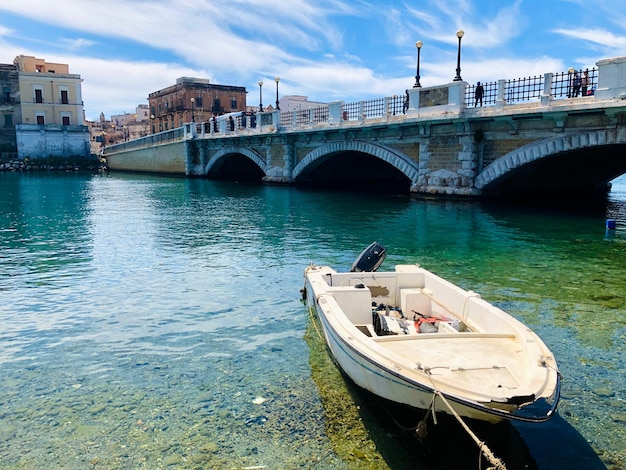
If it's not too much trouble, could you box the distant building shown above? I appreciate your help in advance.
[87,105,151,154]
[148,77,246,133]
[1,55,90,158]
[277,95,327,112]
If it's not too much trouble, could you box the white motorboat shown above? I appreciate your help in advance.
[303,245,560,424]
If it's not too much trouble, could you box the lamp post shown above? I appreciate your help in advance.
[274,77,280,110]
[258,81,263,112]
[190,97,195,122]
[414,40,423,88]
[150,114,155,134]
[453,29,464,82]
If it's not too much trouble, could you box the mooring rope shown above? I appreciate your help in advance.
[423,369,507,470]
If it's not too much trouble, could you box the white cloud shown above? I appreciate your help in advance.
[59,38,97,50]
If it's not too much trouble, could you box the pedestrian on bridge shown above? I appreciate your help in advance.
[581,70,590,96]
[572,71,582,97]
[474,82,484,107]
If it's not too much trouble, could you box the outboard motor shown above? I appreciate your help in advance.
[350,242,387,272]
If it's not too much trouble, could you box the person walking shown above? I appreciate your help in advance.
[581,70,590,96]
[572,71,582,97]
[474,82,484,107]
[402,89,409,114]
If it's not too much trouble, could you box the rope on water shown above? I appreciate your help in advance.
[429,387,506,470]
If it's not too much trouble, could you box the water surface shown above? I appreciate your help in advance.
[1,172,624,469]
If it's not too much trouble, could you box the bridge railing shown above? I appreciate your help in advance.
[463,67,598,107]
[464,80,498,107]
[551,67,598,98]
[102,127,184,155]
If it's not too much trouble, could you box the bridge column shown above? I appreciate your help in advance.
[184,140,196,176]
[199,146,208,173]
[416,125,431,185]
[261,138,295,184]
[457,123,480,193]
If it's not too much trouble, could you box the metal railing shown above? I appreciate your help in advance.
[464,67,599,107]
[505,75,545,104]
[102,127,184,155]
[389,94,405,116]
[464,80,498,107]
[362,98,385,118]
[552,67,598,98]
[341,101,360,121]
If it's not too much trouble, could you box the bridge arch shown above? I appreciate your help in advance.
[475,128,626,192]
[206,146,267,175]
[292,140,420,183]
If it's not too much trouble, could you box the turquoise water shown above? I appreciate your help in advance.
[1,172,625,469]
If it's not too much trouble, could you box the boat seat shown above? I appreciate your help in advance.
[401,288,432,317]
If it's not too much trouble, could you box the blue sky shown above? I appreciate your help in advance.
[1,0,624,121]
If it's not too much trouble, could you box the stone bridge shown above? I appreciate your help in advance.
[105,56,626,198]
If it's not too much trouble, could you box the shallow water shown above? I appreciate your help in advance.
[1,172,625,469]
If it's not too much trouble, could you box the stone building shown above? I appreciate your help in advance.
[0,63,20,154]
[148,77,246,133]
[2,55,91,159]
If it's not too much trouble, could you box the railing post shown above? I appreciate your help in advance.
[407,88,420,115]
[327,101,343,124]
[541,73,552,106]
[272,110,281,131]
[384,97,391,120]
[359,101,366,122]
[309,108,314,124]
[595,57,626,100]
[496,79,506,110]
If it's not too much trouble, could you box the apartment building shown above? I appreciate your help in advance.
[7,55,90,158]
[148,77,246,133]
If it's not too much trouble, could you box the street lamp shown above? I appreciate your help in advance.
[453,29,464,81]
[258,81,263,112]
[274,77,280,110]
[190,97,195,122]
[150,114,155,134]
[414,40,423,88]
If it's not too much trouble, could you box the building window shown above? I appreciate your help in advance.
[35,89,43,103]
[60,90,69,104]
[212,99,221,114]
[231,99,237,109]
[195,96,203,107]
[62,116,70,125]
[4,114,12,127]
[36,115,45,125]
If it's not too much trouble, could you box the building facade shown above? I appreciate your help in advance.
[0,63,20,153]
[148,77,246,133]
[10,55,90,159]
